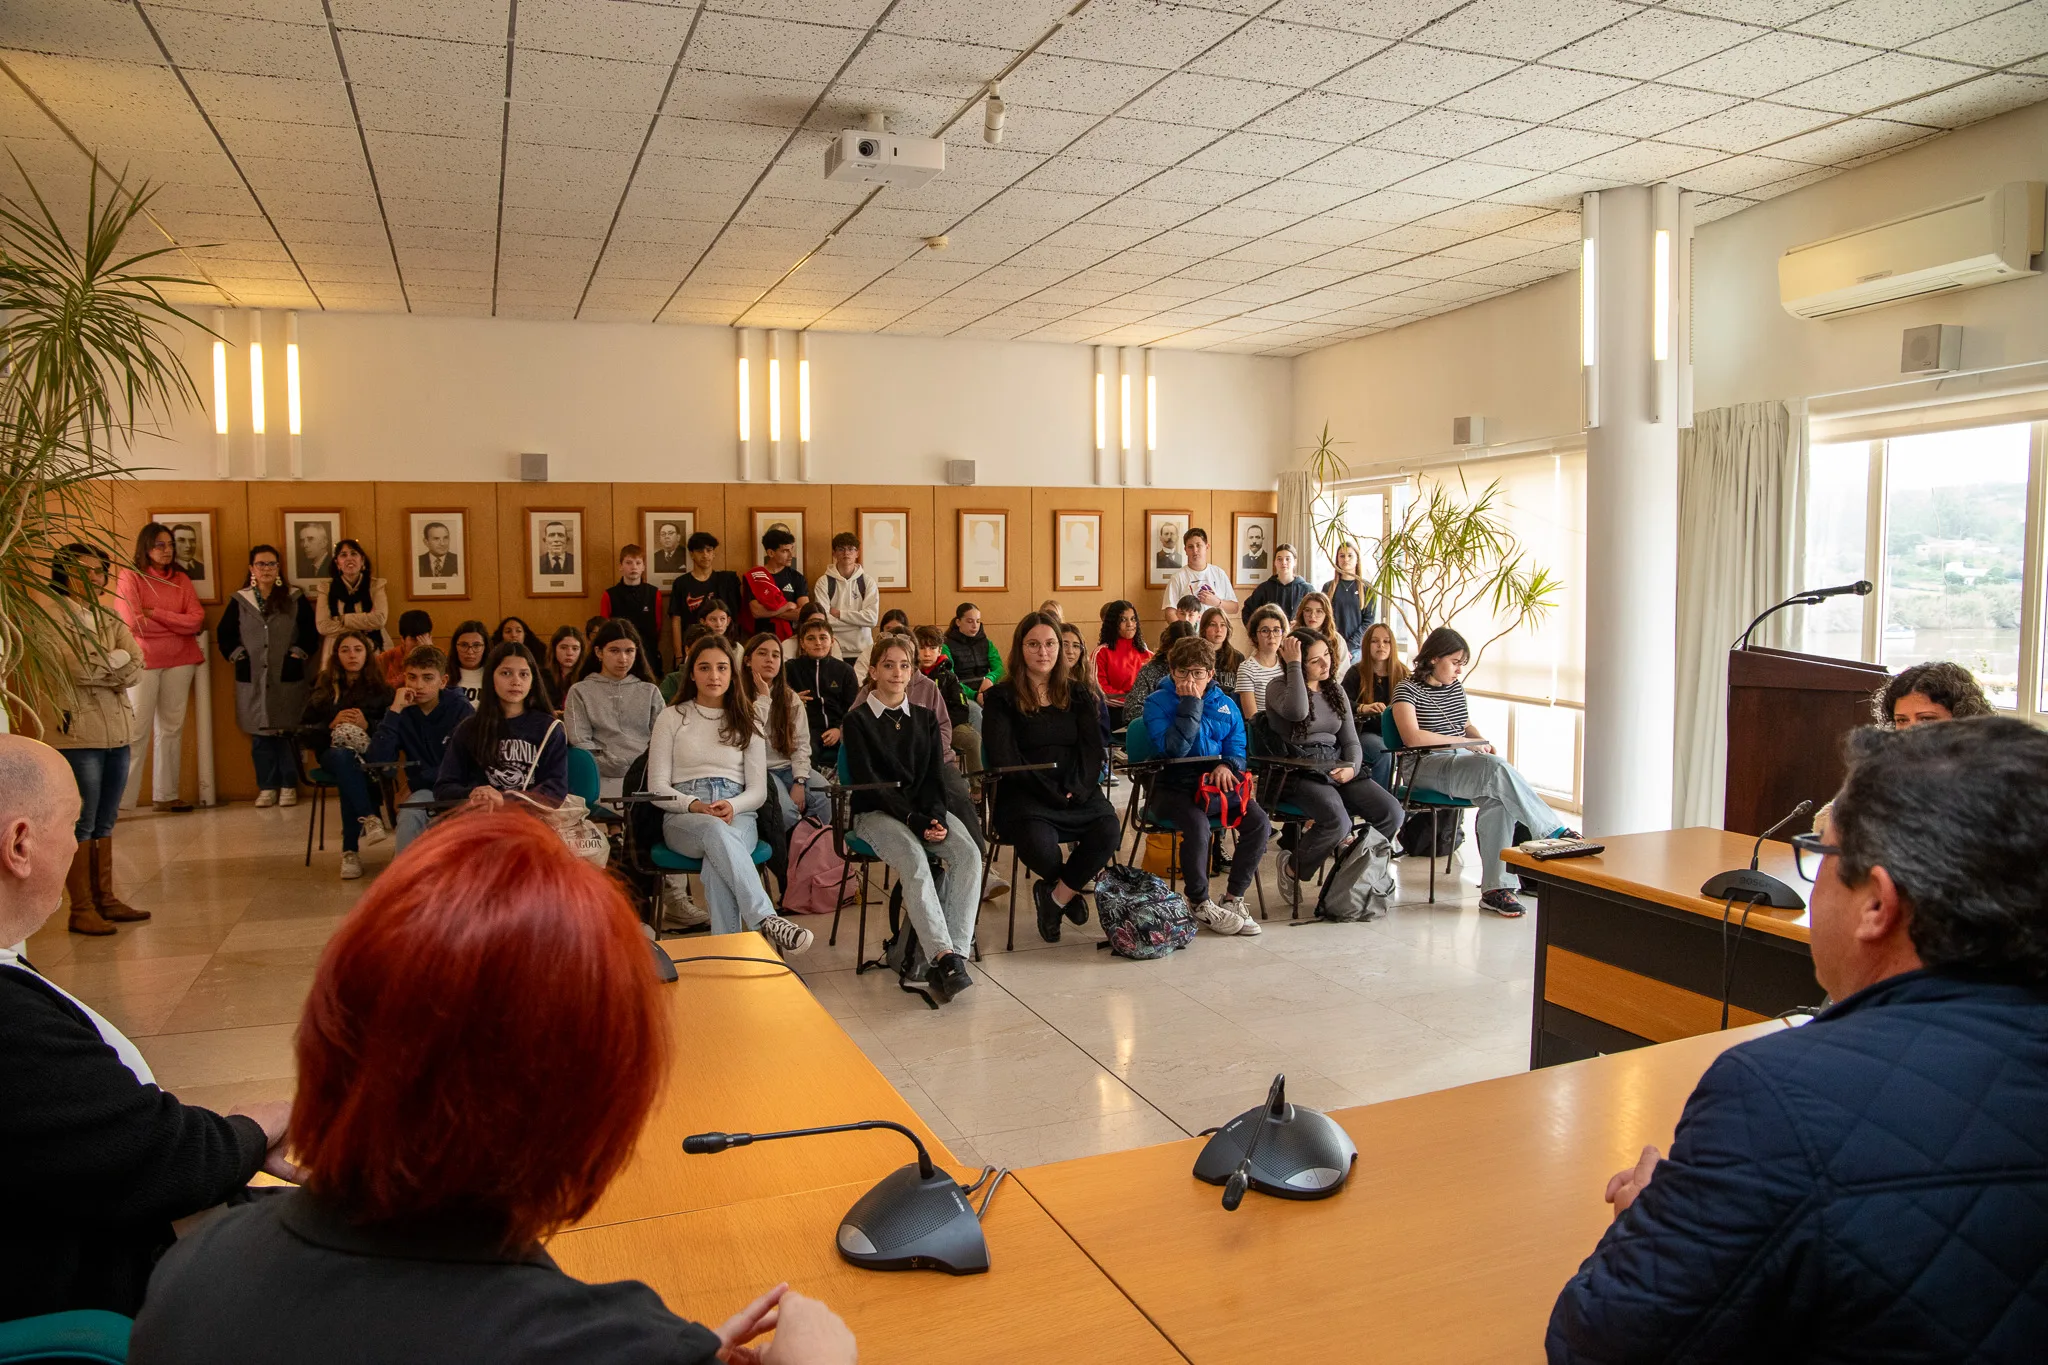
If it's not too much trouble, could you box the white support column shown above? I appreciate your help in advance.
[248,311,269,478]
[1582,184,1678,837]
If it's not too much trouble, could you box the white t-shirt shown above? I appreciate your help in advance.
[1163,564,1236,611]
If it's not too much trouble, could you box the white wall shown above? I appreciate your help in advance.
[135,311,1291,490]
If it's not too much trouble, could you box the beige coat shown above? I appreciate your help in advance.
[315,575,389,659]
[40,606,143,750]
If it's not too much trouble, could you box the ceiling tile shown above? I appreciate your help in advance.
[1244,89,1422,140]
[1295,144,1444,190]
[1083,195,1206,228]
[1062,116,1222,165]
[1320,42,1518,103]
[645,116,790,164]
[1663,31,1875,98]
[1552,80,1744,135]
[513,0,698,62]
[1233,178,1374,214]
[1765,116,1939,164]
[1263,0,1473,40]
[1485,169,1627,208]
[1411,0,1640,61]
[661,69,829,125]
[1021,155,1158,196]
[1189,19,1390,85]
[881,0,1073,48]
[343,31,506,101]
[1125,164,1270,203]
[515,51,673,111]
[1566,138,1725,179]
[508,102,650,152]
[996,54,1166,115]
[1876,71,2048,126]
[1908,0,2048,67]
[149,9,338,80]
[1657,0,1835,23]
[0,1,168,63]
[1363,107,1534,157]
[1445,64,1639,121]
[1419,199,1549,232]
[1467,123,1632,170]
[1773,52,1983,114]
[1041,0,1250,71]
[1322,185,1461,220]
[1183,130,1346,176]
[1119,71,1299,128]
[1664,98,1836,151]
[1676,151,1816,193]
[1790,0,2019,49]
[182,68,358,126]
[1392,158,1536,196]
[1546,9,1762,80]
[1181,203,1311,236]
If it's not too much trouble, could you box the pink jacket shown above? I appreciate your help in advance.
[116,566,206,670]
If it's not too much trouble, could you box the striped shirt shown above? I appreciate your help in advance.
[1236,657,1284,709]
[1394,677,1469,737]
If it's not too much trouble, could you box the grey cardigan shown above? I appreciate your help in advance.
[1264,660,1362,769]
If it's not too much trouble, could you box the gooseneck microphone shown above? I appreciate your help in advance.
[1701,800,1814,911]
[684,1121,936,1177]
[1734,581,1871,651]
[1750,800,1814,871]
[1222,1075,1289,1211]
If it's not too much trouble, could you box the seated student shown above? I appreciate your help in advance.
[739,632,828,892]
[659,605,734,702]
[490,615,534,652]
[131,812,856,1365]
[564,620,663,801]
[842,635,984,1001]
[1392,626,1574,918]
[785,615,859,781]
[855,632,987,880]
[647,636,812,955]
[1549,717,2048,1364]
[1198,606,1244,696]
[984,615,1121,944]
[1061,621,1116,751]
[879,607,911,636]
[1243,541,1309,622]
[1263,630,1402,884]
[914,624,981,774]
[537,625,585,715]
[1235,605,1289,715]
[1164,593,1203,628]
[301,630,396,881]
[375,609,434,688]
[941,603,1003,722]
[0,735,295,1323]
[1293,590,1350,680]
[448,619,489,706]
[366,646,473,853]
[1340,621,1407,790]
[666,530,745,666]
[741,527,808,640]
[1141,636,1270,937]
[1037,598,1064,625]
[599,543,665,673]
[1093,600,1151,708]
[435,642,568,810]
[1123,620,1193,728]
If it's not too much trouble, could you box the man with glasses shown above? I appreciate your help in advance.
[1549,716,2048,1363]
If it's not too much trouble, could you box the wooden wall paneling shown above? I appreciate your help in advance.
[494,482,615,641]
[932,485,1034,644]
[1123,489,1213,641]
[721,484,835,605]
[375,482,502,648]
[830,485,936,630]
[607,482,729,576]
[1029,486,1124,642]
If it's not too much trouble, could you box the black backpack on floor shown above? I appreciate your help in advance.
[1397,808,1465,859]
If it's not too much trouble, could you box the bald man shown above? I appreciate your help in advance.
[0,735,298,1323]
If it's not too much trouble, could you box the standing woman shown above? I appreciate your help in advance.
[1294,590,1350,680]
[1263,630,1402,885]
[565,619,663,801]
[40,543,148,934]
[1322,542,1373,662]
[1198,606,1244,697]
[841,634,983,1001]
[301,630,396,880]
[218,545,318,809]
[1236,605,1290,715]
[315,539,389,662]
[115,522,205,812]
[538,625,585,714]
[448,620,489,706]
[940,602,1004,718]
[1342,621,1407,788]
[985,615,1120,943]
[1092,601,1150,709]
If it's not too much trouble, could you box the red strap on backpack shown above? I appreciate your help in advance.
[1198,769,1256,829]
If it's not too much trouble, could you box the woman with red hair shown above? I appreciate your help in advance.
[130,813,855,1365]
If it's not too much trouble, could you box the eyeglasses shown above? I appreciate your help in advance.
[1790,831,1838,883]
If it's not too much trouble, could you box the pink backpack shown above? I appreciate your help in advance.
[781,817,857,915]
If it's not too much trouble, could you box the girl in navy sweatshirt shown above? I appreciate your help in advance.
[435,642,568,807]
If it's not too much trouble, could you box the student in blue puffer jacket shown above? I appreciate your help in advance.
[1141,634,1270,937]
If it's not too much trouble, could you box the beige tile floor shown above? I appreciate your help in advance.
[26,798,1539,1171]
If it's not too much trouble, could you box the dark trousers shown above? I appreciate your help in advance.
[1149,783,1271,905]
[322,748,376,852]
[1287,774,1403,877]
[250,734,297,791]
[61,747,129,840]
[940,763,983,854]
[1001,796,1121,893]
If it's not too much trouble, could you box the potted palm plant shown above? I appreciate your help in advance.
[1370,475,1561,669]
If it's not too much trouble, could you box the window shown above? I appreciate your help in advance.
[1800,441,1870,660]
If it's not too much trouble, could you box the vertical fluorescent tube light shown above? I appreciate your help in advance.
[768,340,783,482]
[1580,192,1600,431]
[797,331,812,482]
[210,308,229,478]
[285,310,303,478]
[1119,370,1132,467]
[1676,190,1695,430]
[735,329,751,481]
[1144,351,1158,487]
[248,311,268,477]
[1092,345,1107,486]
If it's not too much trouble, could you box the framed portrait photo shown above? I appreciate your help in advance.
[148,510,219,604]
[751,509,805,576]
[281,510,344,592]
[957,509,1007,592]
[640,510,695,590]
[528,509,585,597]
[1233,511,1277,588]
[1145,510,1190,588]
[1054,510,1101,591]
[858,508,911,592]
[407,510,468,599]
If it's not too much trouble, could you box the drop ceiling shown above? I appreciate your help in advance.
[2,0,2042,355]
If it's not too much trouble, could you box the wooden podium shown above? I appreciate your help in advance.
[1724,646,1889,835]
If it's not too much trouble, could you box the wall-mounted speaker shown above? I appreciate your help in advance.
[1900,324,1962,376]
[1451,415,1485,447]
[520,451,549,481]
[944,459,976,486]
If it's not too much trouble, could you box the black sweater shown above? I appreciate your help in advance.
[0,963,268,1322]
[982,683,1107,816]
[132,1190,721,1364]
[301,671,394,734]
[840,700,948,831]
[784,654,858,766]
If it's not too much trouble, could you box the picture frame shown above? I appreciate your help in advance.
[957,509,1007,592]
[527,508,586,597]
[751,509,805,577]
[281,509,344,592]
[1233,511,1277,588]
[640,509,695,590]
[1054,510,1101,591]
[858,508,911,592]
[406,510,469,600]
[1145,510,1190,587]
[147,509,219,604]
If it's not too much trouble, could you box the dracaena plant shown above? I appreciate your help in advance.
[0,159,209,731]
[1371,474,1561,673]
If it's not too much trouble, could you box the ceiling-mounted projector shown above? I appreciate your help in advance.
[825,129,944,189]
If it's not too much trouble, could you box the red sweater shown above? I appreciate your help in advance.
[115,566,206,670]
[1094,639,1151,699]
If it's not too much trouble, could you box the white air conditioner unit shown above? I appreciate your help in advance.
[1779,181,2044,320]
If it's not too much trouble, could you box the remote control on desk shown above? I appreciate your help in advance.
[1518,837,1605,861]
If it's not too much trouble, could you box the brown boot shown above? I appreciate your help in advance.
[92,837,150,922]
[67,845,115,935]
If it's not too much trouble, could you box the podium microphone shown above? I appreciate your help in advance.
[1700,800,1813,910]
[683,1122,990,1274]
[1734,581,1871,650]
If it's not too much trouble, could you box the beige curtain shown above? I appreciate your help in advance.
[1276,469,1314,563]
[1673,401,1804,828]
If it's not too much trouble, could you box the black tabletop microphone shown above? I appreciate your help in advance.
[1701,800,1813,910]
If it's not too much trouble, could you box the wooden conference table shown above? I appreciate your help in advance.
[1506,828,1827,1067]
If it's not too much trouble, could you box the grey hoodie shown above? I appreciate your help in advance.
[564,673,665,778]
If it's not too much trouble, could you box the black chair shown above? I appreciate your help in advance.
[1380,710,1484,904]
[1243,729,1354,921]
[974,761,1058,951]
[1117,722,1268,920]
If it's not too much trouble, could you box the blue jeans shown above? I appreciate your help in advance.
[770,766,831,831]
[851,810,983,960]
[251,734,297,791]
[61,747,130,841]
[1408,749,1566,891]
[323,747,377,851]
[395,790,435,852]
[660,776,775,933]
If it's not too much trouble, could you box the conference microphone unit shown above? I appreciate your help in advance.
[1700,800,1813,910]
[683,1122,990,1275]
[1733,581,1872,650]
[1194,1074,1356,1208]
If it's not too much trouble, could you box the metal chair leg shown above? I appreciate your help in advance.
[1427,809,1439,904]
[828,858,852,946]
[852,867,872,971]
[1001,839,1018,952]
[304,789,316,867]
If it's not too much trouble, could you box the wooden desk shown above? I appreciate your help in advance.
[572,934,956,1229]
[1505,829,1826,1066]
[1015,1023,1783,1364]
[551,1176,1186,1362]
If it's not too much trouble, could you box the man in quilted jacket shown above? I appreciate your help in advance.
[1548,715,2048,1363]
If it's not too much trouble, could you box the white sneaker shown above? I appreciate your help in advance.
[1219,895,1262,934]
[757,914,815,955]
[1194,901,1248,935]
[340,852,363,880]
[253,789,277,809]
[982,871,1010,903]
[358,815,390,846]
[278,788,299,807]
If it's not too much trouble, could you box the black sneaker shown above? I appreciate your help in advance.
[1480,889,1526,918]
[1033,879,1062,943]
[923,959,955,1004]
[938,953,974,998]
[1063,890,1088,926]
